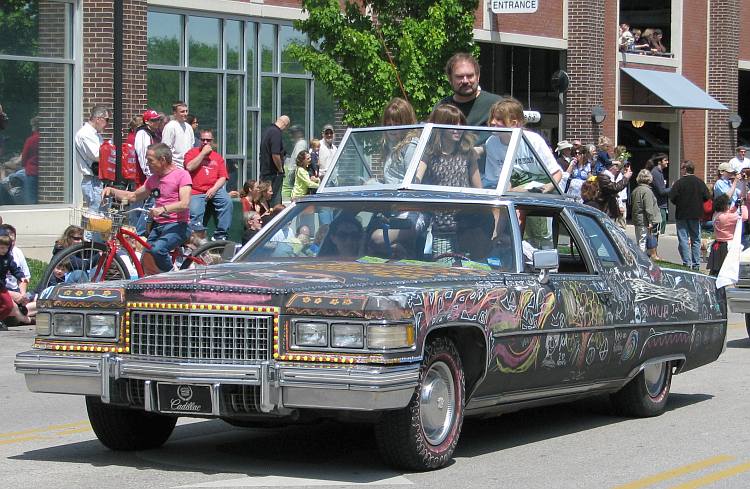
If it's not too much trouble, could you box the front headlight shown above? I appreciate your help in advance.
[295,322,328,347]
[86,314,117,338]
[367,323,415,349]
[331,323,364,349]
[53,313,84,336]
[36,313,51,336]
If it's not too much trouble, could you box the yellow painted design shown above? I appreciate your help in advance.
[314,298,322,304]
[329,298,340,305]
[343,298,353,305]
[302,297,311,303]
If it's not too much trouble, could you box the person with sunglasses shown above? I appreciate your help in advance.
[184,129,232,241]
[74,105,110,212]
[565,147,592,200]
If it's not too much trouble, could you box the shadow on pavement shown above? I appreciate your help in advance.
[727,337,750,349]
[11,392,714,477]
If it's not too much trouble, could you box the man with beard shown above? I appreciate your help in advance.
[436,53,502,127]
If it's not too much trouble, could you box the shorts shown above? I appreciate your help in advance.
[0,290,15,320]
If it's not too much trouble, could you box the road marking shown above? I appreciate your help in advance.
[176,474,413,487]
[611,455,735,489]
[665,461,750,489]
[0,420,91,445]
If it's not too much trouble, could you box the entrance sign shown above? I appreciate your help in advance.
[490,0,539,14]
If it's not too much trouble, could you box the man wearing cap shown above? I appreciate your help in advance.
[259,115,290,207]
[555,140,574,173]
[184,129,232,241]
[729,146,749,173]
[161,101,194,169]
[133,109,162,235]
[318,124,337,179]
[714,162,742,207]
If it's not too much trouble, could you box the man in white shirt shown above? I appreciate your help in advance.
[317,124,337,178]
[133,109,162,235]
[729,145,749,173]
[160,101,194,169]
[74,105,110,211]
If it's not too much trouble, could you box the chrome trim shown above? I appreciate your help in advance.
[490,320,724,339]
[101,353,111,403]
[211,383,221,416]
[144,380,155,412]
[468,378,625,410]
[15,350,102,376]
[627,354,685,379]
[726,287,750,313]
[278,364,420,390]
[117,357,263,384]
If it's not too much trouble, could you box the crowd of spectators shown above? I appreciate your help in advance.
[619,23,670,55]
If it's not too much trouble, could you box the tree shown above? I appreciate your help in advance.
[288,0,479,127]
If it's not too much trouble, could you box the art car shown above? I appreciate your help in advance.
[16,124,727,471]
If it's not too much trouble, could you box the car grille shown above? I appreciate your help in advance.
[130,310,272,362]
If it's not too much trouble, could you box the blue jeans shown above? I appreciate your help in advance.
[133,196,154,236]
[676,219,701,268]
[189,187,233,240]
[145,221,190,272]
[81,175,103,211]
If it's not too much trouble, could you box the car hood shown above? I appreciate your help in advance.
[126,260,497,295]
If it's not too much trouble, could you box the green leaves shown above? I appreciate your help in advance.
[291,0,479,126]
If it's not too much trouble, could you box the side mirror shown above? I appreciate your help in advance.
[532,249,559,284]
[221,243,238,261]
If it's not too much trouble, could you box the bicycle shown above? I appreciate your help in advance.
[39,199,235,290]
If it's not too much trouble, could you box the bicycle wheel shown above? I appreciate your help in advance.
[180,240,235,270]
[41,242,131,290]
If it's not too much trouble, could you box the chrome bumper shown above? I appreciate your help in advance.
[15,350,420,413]
[725,287,750,314]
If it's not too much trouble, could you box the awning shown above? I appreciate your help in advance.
[621,67,728,110]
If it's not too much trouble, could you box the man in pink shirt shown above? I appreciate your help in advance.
[184,129,232,241]
[103,143,192,274]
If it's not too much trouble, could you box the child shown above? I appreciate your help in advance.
[291,150,320,200]
[24,261,71,318]
[309,138,321,178]
[0,234,30,327]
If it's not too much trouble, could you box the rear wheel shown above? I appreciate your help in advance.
[180,240,235,269]
[374,336,465,471]
[41,242,130,290]
[610,361,673,417]
[86,396,176,450]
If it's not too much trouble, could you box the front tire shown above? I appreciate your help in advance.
[610,361,673,417]
[86,396,177,451]
[374,336,465,471]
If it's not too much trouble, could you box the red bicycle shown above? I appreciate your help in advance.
[39,200,235,289]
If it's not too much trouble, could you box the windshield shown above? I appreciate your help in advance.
[236,200,517,272]
[320,125,560,196]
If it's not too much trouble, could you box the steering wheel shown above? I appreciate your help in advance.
[432,252,470,266]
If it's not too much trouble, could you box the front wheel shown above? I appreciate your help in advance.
[86,396,176,451]
[610,361,673,417]
[41,242,130,290]
[180,240,235,269]
[374,336,465,471]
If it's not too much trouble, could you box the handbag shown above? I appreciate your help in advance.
[645,231,658,250]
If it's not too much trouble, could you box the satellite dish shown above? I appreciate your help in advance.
[551,70,570,93]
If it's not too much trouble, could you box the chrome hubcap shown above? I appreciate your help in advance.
[420,361,455,446]
[643,362,667,397]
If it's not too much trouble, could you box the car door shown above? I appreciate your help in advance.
[472,205,613,402]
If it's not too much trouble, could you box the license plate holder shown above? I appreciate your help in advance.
[156,383,214,415]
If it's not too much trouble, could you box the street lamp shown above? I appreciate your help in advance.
[729,114,742,130]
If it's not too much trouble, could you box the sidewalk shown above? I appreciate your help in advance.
[624,222,703,269]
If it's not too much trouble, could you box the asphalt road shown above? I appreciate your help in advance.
[1,317,749,489]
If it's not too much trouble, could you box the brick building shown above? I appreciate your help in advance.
[0,0,746,257]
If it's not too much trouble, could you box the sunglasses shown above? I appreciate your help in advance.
[71,236,83,241]
[201,138,213,142]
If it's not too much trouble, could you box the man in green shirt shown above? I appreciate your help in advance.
[436,52,502,127]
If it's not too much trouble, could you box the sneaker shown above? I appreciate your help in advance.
[0,321,7,331]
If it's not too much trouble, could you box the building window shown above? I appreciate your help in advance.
[147,10,336,190]
[619,0,673,57]
[0,0,75,206]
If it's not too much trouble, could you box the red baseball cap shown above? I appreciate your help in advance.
[142,109,160,122]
